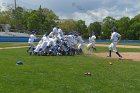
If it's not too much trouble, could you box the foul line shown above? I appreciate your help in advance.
[0,46,28,50]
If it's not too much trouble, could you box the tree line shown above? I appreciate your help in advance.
[0,6,140,40]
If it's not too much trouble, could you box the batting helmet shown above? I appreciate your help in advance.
[112,26,117,32]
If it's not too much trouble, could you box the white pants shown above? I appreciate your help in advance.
[87,42,95,49]
[78,43,83,49]
[34,44,42,52]
[28,42,35,49]
[40,42,47,51]
[108,42,117,52]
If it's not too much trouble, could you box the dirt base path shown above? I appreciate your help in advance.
[0,44,139,61]
[95,44,140,48]
[0,46,28,50]
[84,43,140,48]
[95,52,140,61]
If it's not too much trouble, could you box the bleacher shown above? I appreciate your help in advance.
[0,32,29,37]
[0,24,29,37]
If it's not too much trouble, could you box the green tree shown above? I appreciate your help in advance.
[58,19,77,34]
[0,11,12,24]
[43,8,58,34]
[129,22,140,40]
[23,7,58,34]
[101,16,117,39]
[76,20,88,38]
[76,20,87,34]
[129,14,140,40]
[116,17,130,39]
[27,11,40,31]
[11,7,25,31]
[88,22,101,39]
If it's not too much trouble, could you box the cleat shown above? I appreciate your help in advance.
[118,56,122,60]
[26,49,29,53]
[29,52,32,55]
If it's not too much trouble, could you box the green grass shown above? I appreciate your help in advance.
[119,43,140,46]
[0,43,140,93]
[0,42,27,47]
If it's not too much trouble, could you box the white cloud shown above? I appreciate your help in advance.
[58,6,138,25]
[1,0,140,25]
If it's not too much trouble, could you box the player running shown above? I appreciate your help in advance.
[27,31,37,53]
[87,33,96,51]
[108,26,122,59]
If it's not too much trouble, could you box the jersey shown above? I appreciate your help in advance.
[52,27,58,33]
[58,28,64,39]
[28,34,37,43]
[77,36,84,44]
[89,35,96,43]
[111,32,121,42]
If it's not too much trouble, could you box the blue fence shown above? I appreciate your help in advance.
[0,36,39,42]
[0,36,140,44]
[84,40,140,44]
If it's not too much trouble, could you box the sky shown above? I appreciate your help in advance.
[1,0,140,25]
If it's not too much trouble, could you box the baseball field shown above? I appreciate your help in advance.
[0,42,140,93]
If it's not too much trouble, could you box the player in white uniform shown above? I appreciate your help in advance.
[57,27,64,40]
[87,34,96,51]
[40,35,49,52]
[76,33,84,50]
[48,26,58,38]
[27,31,37,52]
[34,32,48,53]
[67,32,77,48]
[108,27,122,59]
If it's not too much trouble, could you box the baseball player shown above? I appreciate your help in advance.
[76,33,84,50]
[57,27,64,40]
[87,33,96,51]
[108,26,122,59]
[48,26,58,38]
[27,31,37,52]
[34,32,48,53]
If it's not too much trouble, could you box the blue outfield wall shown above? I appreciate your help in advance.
[84,40,140,44]
[0,36,140,44]
[0,36,39,42]
[0,37,29,42]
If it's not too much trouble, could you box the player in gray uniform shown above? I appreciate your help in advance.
[108,27,122,59]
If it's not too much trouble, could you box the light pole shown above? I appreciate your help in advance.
[14,0,17,32]
[14,0,17,10]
